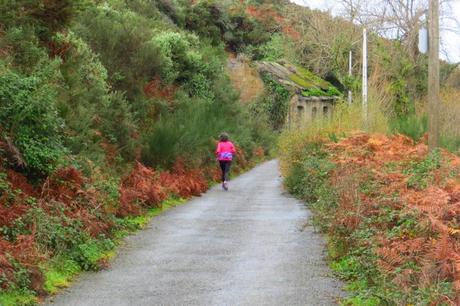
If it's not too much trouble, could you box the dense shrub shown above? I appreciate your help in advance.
[254,33,286,61]
[99,92,138,158]
[74,5,165,100]
[54,32,108,152]
[155,0,185,26]
[142,97,256,168]
[0,66,65,175]
[0,0,88,40]
[185,1,228,45]
[284,143,334,204]
[54,32,137,161]
[389,114,428,142]
[0,27,48,74]
[185,1,270,52]
[225,11,271,52]
[152,31,196,83]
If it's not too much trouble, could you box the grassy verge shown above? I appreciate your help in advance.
[281,132,460,305]
[0,290,38,306]
[0,198,185,306]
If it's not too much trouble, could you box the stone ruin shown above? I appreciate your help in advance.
[257,60,340,128]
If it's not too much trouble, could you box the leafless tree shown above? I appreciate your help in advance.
[335,0,457,102]
[337,0,458,58]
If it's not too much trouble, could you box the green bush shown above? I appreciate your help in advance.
[185,1,228,45]
[284,144,334,203]
[257,33,285,61]
[142,98,239,168]
[0,67,65,175]
[142,74,274,168]
[12,207,86,253]
[225,11,270,52]
[55,32,137,160]
[74,5,165,99]
[185,1,270,52]
[0,0,89,40]
[152,31,194,83]
[389,114,427,141]
[11,206,114,271]
[152,31,218,96]
[55,32,109,152]
[99,92,138,157]
[0,27,47,74]
[71,238,115,271]
[155,0,185,26]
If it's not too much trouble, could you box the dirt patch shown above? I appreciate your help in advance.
[246,5,300,41]
[227,55,265,104]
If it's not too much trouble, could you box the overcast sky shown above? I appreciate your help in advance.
[291,0,460,63]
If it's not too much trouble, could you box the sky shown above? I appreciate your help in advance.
[291,0,460,63]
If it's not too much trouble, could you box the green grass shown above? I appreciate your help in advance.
[389,114,427,142]
[0,198,187,305]
[114,197,186,239]
[0,289,37,306]
[43,257,81,294]
[44,198,187,297]
[390,114,460,154]
[441,135,460,153]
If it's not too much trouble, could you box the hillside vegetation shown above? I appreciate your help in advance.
[0,0,296,304]
[2,0,460,304]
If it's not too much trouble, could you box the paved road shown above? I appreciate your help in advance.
[46,160,343,306]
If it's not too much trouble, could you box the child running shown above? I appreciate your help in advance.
[215,132,236,191]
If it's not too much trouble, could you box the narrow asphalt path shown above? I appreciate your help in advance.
[46,160,343,306]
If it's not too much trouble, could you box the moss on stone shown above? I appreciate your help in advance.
[288,73,316,89]
[288,64,330,90]
[301,86,342,97]
[257,60,341,97]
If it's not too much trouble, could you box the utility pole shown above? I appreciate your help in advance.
[348,50,352,105]
[428,0,440,151]
[362,28,368,129]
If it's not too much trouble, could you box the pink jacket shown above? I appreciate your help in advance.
[216,141,236,161]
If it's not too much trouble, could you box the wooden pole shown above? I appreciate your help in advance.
[428,0,440,151]
[362,28,368,129]
[348,50,352,105]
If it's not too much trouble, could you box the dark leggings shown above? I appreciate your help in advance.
[219,161,232,182]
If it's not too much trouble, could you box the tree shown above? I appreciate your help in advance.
[337,0,458,68]
[0,0,89,40]
[284,5,361,84]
